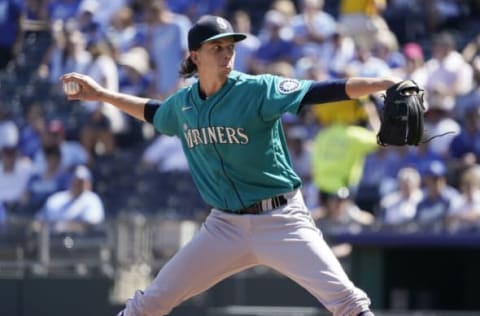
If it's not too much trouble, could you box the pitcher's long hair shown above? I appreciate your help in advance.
[179,56,197,78]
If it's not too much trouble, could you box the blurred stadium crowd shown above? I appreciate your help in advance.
[1,0,480,269]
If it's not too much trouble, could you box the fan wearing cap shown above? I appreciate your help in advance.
[35,165,104,233]
[61,14,406,316]
[414,160,460,231]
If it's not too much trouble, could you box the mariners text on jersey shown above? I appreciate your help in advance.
[183,125,249,149]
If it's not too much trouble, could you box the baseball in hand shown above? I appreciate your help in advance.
[63,81,81,95]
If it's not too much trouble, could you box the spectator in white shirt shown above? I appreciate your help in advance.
[425,32,474,98]
[447,165,480,232]
[36,165,105,233]
[0,121,33,213]
[317,25,355,78]
[423,92,461,158]
[379,167,423,227]
[345,42,392,78]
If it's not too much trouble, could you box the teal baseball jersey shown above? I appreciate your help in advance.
[153,71,313,211]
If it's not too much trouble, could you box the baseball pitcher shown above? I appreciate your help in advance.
[62,15,407,316]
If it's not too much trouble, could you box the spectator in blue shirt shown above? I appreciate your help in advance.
[107,6,140,54]
[166,0,226,22]
[48,0,81,23]
[21,145,70,215]
[137,0,191,99]
[76,0,105,45]
[118,46,152,96]
[449,103,480,174]
[32,119,88,173]
[400,143,444,175]
[289,0,337,62]
[18,103,47,160]
[415,160,461,232]
[0,201,6,235]
[0,0,23,69]
[250,10,296,74]
[0,201,6,222]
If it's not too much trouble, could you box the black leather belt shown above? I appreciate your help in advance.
[220,194,289,215]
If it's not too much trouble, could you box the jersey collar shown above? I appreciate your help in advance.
[191,71,239,105]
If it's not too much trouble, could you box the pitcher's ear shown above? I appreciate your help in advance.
[190,52,198,64]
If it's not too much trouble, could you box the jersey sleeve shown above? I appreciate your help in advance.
[258,74,313,121]
[152,94,180,136]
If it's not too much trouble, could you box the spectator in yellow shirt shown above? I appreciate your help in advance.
[311,119,378,206]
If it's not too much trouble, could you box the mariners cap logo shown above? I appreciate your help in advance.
[278,79,300,94]
[216,17,228,30]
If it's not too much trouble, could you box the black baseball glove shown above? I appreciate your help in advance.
[376,80,426,146]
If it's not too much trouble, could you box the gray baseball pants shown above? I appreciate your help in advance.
[121,190,371,316]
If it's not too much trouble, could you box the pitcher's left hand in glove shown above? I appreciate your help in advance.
[376,80,426,146]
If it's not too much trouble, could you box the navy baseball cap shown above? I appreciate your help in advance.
[188,15,247,51]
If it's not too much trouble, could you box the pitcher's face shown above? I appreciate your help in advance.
[191,37,236,77]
